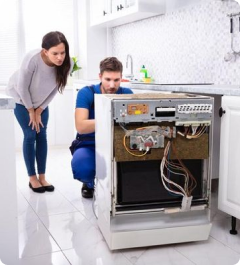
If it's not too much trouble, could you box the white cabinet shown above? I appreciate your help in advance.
[92,0,109,20]
[56,88,75,144]
[218,96,240,219]
[0,96,19,264]
[90,0,165,27]
[48,87,75,145]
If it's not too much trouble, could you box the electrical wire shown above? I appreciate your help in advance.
[92,180,98,219]
[123,134,149,157]
[186,126,206,139]
[120,124,198,196]
[171,143,197,195]
[160,141,187,197]
[160,140,197,197]
[177,125,207,139]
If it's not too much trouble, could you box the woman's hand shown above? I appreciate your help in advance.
[28,108,37,131]
[35,108,44,133]
[28,107,44,133]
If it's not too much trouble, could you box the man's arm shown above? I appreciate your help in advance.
[75,108,95,134]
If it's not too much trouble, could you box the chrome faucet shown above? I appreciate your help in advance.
[126,54,134,79]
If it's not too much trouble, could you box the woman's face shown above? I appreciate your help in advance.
[43,43,66,66]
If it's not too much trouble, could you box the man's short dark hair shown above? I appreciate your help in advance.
[100,57,123,74]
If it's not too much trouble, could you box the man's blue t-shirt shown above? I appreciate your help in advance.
[75,83,133,138]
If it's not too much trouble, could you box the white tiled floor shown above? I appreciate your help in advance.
[15,147,240,265]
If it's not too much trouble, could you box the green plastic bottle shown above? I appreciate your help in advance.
[140,65,148,80]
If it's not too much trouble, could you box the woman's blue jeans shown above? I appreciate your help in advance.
[14,104,49,176]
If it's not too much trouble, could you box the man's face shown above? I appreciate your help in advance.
[99,71,122,94]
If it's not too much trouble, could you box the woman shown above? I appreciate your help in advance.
[7,31,71,193]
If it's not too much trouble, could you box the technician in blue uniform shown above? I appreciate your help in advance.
[71,57,133,198]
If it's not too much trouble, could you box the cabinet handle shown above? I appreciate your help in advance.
[219,107,226,117]
[117,5,124,11]
[103,10,107,16]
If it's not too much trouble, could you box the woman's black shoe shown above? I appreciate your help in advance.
[81,183,94,198]
[29,182,45,193]
[43,185,55,192]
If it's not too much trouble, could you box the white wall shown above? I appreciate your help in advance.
[111,0,240,85]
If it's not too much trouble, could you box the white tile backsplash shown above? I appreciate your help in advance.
[112,0,240,85]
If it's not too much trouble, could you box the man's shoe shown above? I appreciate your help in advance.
[29,182,45,193]
[81,183,94,198]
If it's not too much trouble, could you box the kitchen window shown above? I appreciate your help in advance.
[0,0,78,86]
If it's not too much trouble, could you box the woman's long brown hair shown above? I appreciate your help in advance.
[42,31,71,93]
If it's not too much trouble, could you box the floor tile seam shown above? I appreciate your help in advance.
[36,209,81,219]
[20,249,65,260]
[68,202,96,222]
[17,187,42,220]
[20,249,71,263]
[117,252,137,265]
[121,247,148,264]
[36,211,99,252]
[174,247,197,265]
[17,187,67,219]
[38,215,70,254]
[18,189,71,254]
[54,188,99,222]
[17,188,66,258]
[59,250,72,265]
[18,186,85,218]
[209,235,240,255]
[91,195,98,220]
[55,187,89,214]
[37,210,95,238]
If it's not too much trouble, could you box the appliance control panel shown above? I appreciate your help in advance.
[113,96,213,123]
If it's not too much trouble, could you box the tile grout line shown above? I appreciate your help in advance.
[17,187,72,264]
[55,187,96,222]
[174,246,198,265]
[209,234,240,255]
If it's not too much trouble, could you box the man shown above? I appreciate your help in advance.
[71,57,133,198]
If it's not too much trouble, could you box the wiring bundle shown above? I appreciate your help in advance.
[120,123,208,211]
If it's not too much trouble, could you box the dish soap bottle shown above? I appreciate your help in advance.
[139,65,148,81]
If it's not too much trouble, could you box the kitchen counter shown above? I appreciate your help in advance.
[0,93,15,109]
[73,79,240,96]
[125,83,240,96]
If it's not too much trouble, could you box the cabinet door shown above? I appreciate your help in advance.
[91,0,109,18]
[54,89,74,145]
[218,96,240,219]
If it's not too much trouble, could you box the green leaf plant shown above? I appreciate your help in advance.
[70,56,81,76]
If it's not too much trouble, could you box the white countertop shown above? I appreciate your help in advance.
[126,83,240,96]
[0,94,15,109]
[72,80,240,96]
